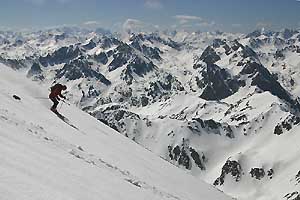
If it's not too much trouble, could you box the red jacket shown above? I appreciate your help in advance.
[49,84,65,99]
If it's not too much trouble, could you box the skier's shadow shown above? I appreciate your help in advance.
[55,112,67,120]
[54,112,79,130]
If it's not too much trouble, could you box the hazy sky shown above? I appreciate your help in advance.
[0,0,300,32]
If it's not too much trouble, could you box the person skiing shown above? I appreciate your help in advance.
[49,83,67,112]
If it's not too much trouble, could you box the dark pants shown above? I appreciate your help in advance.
[50,97,59,110]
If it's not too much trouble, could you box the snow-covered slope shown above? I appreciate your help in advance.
[0,64,231,200]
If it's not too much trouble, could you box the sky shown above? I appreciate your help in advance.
[0,0,300,33]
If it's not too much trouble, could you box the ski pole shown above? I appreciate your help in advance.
[58,101,63,112]
[62,99,71,106]
[34,97,49,99]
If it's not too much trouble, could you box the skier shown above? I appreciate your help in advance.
[49,83,67,112]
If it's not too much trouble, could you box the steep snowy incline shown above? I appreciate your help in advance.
[0,64,232,200]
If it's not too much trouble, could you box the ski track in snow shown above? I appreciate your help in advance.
[0,107,183,200]
[69,150,183,200]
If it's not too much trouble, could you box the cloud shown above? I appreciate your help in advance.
[121,18,159,33]
[256,21,272,29]
[172,15,216,30]
[83,21,100,26]
[123,19,144,32]
[144,0,163,9]
[173,15,203,24]
[196,21,216,27]
[174,15,203,21]
[81,21,104,29]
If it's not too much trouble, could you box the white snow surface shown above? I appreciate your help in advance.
[0,64,232,200]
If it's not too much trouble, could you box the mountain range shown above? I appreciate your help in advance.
[1,27,300,200]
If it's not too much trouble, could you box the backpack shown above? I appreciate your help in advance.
[50,84,62,92]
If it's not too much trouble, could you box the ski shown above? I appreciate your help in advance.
[51,110,79,130]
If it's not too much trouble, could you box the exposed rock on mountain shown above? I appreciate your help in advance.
[0,56,27,70]
[199,46,220,64]
[274,114,300,135]
[168,139,206,170]
[187,117,234,138]
[82,39,96,50]
[191,63,243,100]
[94,52,108,64]
[214,158,243,186]
[249,168,265,180]
[130,34,162,60]
[27,62,44,80]
[120,57,156,85]
[56,59,111,85]
[39,45,82,66]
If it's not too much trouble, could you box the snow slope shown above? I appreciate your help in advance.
[0,63,232,200]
